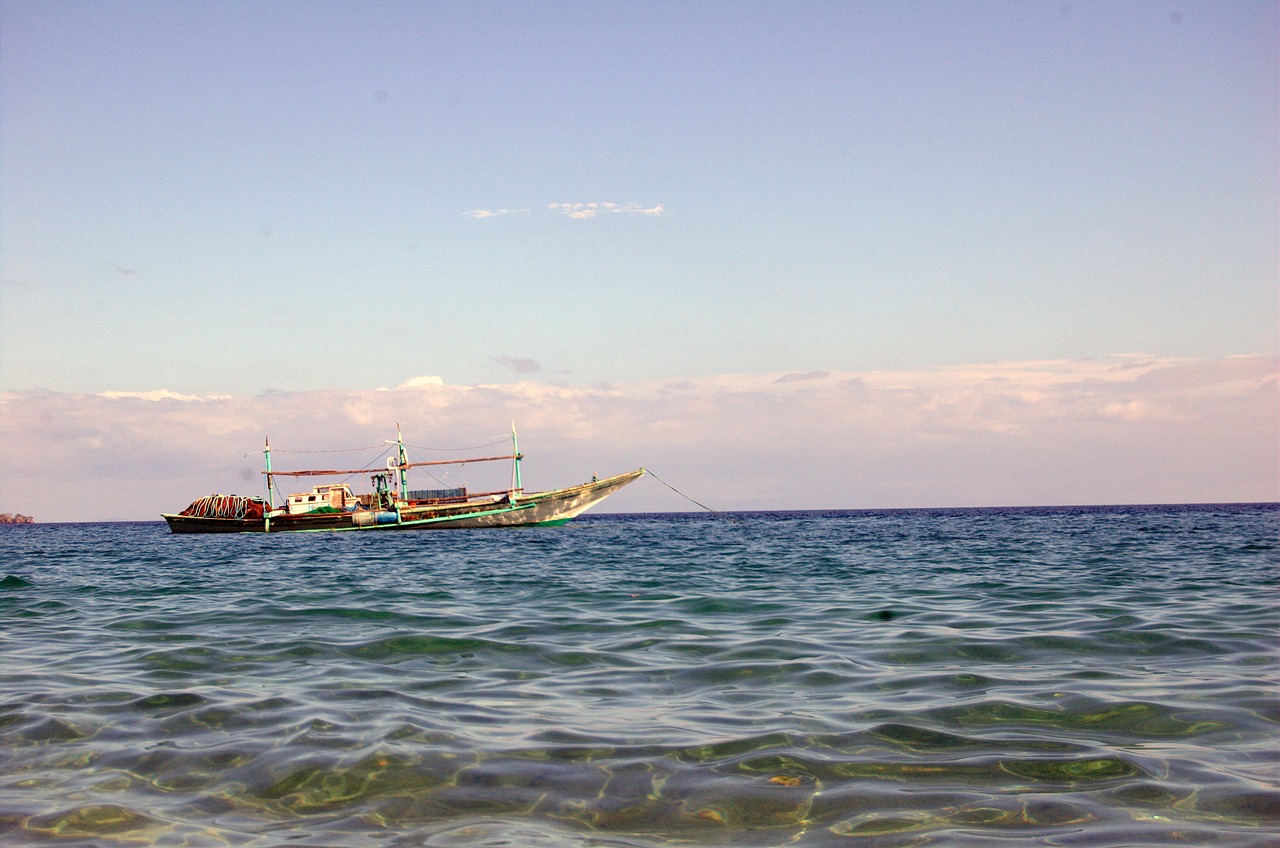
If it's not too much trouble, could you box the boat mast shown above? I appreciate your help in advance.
[264,436,272,533]
[395,423,409,497]
[264,437,273,506]
[510,421,523,500]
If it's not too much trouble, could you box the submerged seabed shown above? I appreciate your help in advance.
[0,505,1277,847]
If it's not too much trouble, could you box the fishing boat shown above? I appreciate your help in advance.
[162,427,643,534]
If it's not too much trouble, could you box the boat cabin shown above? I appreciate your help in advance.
[286,483,360,515]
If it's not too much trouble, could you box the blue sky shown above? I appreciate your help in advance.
[1,1,1276,517]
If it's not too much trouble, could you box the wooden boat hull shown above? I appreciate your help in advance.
[163,469,644,534]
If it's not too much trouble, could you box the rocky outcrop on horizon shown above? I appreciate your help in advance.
[0,513,34,524]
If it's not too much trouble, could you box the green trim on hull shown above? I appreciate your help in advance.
[293,501,538,532]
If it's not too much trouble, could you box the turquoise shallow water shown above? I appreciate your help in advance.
[1,505,1277,846]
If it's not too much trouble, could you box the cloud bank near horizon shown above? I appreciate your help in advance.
[2,356,1275,521]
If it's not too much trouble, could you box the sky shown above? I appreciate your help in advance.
[1,1,1276,520]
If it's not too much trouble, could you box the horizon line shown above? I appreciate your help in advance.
[14,501,1277,525]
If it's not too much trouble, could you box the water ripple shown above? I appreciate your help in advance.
[0,506,1276,846]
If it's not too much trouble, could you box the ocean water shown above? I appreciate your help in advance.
[0,505,1276,847]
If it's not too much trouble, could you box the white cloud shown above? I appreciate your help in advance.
[462,208,529,219]
[391,375,445,389]
[463,203,665,220]
[3,356,1275,521]
[548,202,664,219]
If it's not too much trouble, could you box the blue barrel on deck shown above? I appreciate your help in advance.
[375,511,398,525]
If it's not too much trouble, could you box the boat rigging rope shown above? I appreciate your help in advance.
[245,443,389,456]
[643,468,740,522]
[400,447,468,490]
[403,437,510,452]
[263,445,391,506]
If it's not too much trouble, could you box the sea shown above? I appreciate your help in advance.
[0,504,1276,847]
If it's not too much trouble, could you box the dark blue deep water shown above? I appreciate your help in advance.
[1,505,1277,847]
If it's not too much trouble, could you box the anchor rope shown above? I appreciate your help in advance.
[643,469,740,523]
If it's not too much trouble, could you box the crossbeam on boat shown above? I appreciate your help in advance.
[265,454,522,477]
